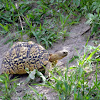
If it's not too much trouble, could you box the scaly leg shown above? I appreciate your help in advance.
[45,62,52,77]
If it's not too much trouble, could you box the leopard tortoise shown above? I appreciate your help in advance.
[1,41,68,76]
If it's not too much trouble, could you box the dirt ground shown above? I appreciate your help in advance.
[0,18,99,100]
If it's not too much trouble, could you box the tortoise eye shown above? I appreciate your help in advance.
[63,52,68,55]
[63,52,66,54]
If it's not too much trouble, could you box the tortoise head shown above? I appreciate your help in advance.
[49,50,68,62]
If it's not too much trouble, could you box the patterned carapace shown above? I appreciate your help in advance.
[1,41,49,74]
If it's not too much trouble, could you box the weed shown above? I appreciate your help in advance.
[86,13,100,36]
[28,85,47,100]
[0,73,17,100]
[22,93,35,100]
[22,88,47,100]
[25,68,46,84]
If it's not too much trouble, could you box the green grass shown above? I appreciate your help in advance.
[0,0,99,46]
[21,85,47,100]
[0,73,17,100]
[2,0,99,48]
[0,0,100,99]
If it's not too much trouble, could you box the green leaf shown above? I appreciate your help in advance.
[0,78,3,83]
[69,66,77,69]
[29,69,36,80]
[0,16,14,23]
[64,81,68,93]
[29,85,38,94]
[10,1,16,10]
[25,68,30,74]
[36,70,46,83]
[86,46,100,60]
[0,23,9,31]
[32,31,41,44]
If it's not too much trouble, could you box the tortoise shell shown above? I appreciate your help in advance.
[1,41,49,74]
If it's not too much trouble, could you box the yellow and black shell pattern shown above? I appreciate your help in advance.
[1,41,49,74]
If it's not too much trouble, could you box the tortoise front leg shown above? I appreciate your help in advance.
[45,62,52,77]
